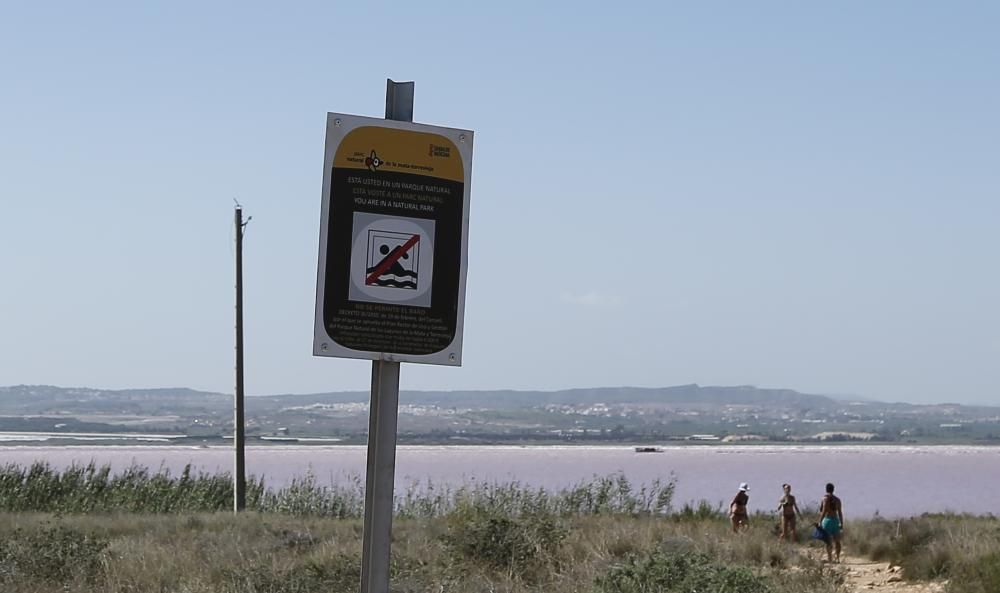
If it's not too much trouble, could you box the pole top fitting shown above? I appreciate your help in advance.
[385,79,415,122]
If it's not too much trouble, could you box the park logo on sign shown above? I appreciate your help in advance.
[365,150,383,172]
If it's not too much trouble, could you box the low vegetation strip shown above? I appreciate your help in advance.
[0,513,842,593]
[0,463,996,592]
[0,462,674,517]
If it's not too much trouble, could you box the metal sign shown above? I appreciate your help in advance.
[314,113,473,366]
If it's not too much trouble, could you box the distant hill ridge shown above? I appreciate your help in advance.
[3,384,999,443]
[0,383,842,413]
[2,383,996,414]
[0,385,219,399]
[0,385,231,415]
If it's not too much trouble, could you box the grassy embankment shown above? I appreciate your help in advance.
[0,462,996,593]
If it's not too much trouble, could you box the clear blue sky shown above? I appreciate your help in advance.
[1,1,997,404]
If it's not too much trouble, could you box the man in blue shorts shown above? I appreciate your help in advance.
[817,482,844,562]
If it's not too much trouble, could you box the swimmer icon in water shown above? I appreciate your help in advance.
[366,241,418,289]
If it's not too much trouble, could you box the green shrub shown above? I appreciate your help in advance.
[0,461,247,514]
[949,552,1000,593]
[0,525,109,584]
[220,553,363,593]
[255,472,364,517]
[441,503,567,577]
[595,549,773,593]
[558,472,675,515]
[674,499,724,521]
[849,515,996,582]
[909,543,954,580]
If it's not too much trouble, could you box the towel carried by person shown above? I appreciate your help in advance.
[811,522,830,543]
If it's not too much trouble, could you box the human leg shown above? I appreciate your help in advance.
[820,517,843,562]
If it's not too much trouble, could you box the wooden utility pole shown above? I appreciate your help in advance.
[234,205,247,512]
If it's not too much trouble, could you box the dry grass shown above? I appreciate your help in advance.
[0,512,848,593]
[849,513,1000,589]
[0,464,994,592]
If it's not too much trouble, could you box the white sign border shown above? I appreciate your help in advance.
[313,112,473,366]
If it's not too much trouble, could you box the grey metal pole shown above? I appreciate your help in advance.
[359,78,413,593]
[360,359,401,593]
[234,206,247,513]
[383,79,414,123]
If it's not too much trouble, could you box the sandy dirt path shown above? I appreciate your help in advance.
[833,554,947,593]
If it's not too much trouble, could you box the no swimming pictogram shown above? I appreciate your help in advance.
[348,213,435,307]
[365,232,420,287]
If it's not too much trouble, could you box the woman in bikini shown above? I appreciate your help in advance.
[730,483,750,533]
[818,482,844,562]
[777,483,802,542]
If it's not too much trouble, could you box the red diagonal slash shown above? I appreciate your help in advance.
[366,234,420,285]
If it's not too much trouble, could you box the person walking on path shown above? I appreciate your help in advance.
[818,482,844,562]
[777,483,802,542]
[730,482,750,533]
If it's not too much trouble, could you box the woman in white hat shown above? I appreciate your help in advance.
[730,482,750,533]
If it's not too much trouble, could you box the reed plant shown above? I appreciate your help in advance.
[0,462,675,518]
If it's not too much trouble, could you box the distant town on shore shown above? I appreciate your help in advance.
[2,384,997,447]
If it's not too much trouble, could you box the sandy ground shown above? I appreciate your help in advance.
[831,554,947,593]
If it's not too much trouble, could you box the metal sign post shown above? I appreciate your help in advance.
[359,80,412,593]
[313,79,474,593]
[360,358,400,593]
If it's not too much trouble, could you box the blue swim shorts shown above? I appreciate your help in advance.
[821,517,842,537]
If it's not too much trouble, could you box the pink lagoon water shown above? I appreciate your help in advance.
[1,445,996,518]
